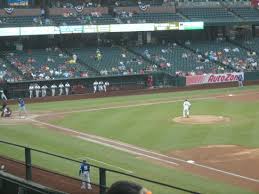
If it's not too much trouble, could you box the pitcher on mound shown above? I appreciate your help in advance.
[183,99,191,118]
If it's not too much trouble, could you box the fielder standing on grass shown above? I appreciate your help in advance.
[183,99,191,118]
[79,160,92,190]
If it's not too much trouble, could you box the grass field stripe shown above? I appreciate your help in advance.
[77,156,133,174]
[38,90,259,116]
[77,136,179,166]
[30,118,259,183]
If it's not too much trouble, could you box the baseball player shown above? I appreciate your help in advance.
[1,100,7,117]
[41,85,48,97]
[29,84,34,99]
[98,81,104,92]
[2,106,12,117]
[79,160,92,190]
[93,80,98,93]
[35,84,41,98]
[237,75,243,87]
[183,99,191,118]
[59,83,64,96]
[51,84,57,96]
[0,90,7,101]
[103,81,109,92]
[18,98,27,118]
[65,82,70,96]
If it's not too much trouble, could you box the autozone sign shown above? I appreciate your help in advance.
[186,72,244,86]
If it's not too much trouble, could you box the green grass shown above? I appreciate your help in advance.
[52,94,259,151]
[0,124,255,194]
[1,85,259,194]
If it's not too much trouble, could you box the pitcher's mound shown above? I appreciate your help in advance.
[173,115,230,124]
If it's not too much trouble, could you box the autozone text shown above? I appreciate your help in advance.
[208,74,243,83]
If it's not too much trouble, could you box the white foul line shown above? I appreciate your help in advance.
[30,118,259,184]
[77,136,179,166]
[28,90,259,184]
[77,156,133,174]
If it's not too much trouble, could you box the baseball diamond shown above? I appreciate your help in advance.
[1,85,259,194]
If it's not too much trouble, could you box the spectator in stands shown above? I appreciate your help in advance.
[72,53,78,63]
[40,7,45,18]
[96,49,102,60]
[106,181,152,194]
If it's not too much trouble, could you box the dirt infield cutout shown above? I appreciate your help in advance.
[173,115,231,124]
[0,113,38,125]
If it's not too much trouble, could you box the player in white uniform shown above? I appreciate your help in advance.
[29,84,34,99]
[51,84,57,96]
[41,85,48,97]
[98,81,104,92]
[35,84,41,98]
[65,82,70,96]
[0,90,7,100]
[59,83,64,96]
[103,81,109,92]
[93,80,98,93]
[183,99,191,118]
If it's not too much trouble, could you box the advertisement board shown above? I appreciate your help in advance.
[0,28,19,36]
[20,26,59,36]
[0,21,204,36]
[59,25,84,34]
[179,22,204,30]
[8,0,28,6]
[186,72,244,86]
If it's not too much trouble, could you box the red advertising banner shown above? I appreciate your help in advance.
[186,72,244,86]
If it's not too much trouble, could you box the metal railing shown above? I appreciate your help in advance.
[0,139,201,194]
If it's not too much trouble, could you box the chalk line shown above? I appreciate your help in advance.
[77,156,133,174]
[30,118,259,183]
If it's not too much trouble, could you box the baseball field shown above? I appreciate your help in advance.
[1,85,259,194]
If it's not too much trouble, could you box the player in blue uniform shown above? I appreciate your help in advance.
[18,98,27,118]
[79,160,92,190]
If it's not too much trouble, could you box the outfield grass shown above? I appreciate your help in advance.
[0,124,255,194]
[51,87,259,151]
[1,85,259,194]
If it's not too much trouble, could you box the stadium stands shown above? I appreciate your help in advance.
[131,43,220,76]
[187,40,259,71]
[0,16,54,27]
[178,7,239,23]
[2,48,95,80]
[70,46,152,76]
[230,7,259,21]
[0,58,21,82]
[119,12,185,23]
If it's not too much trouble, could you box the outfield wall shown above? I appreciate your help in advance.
[1,71,259,100]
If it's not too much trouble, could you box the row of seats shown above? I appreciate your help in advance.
[186,40,259,71]
[131,44,219,76]
[178,7,239,22]
[0,40,258,81]
[70,46,152,76]
[1,6,259,27]
[2,48,95,80]
[230,7,259,20]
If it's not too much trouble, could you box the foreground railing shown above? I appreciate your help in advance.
[0,139,201,194]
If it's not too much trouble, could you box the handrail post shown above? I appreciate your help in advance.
[25,147,32,181]
[99,168,106,194]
